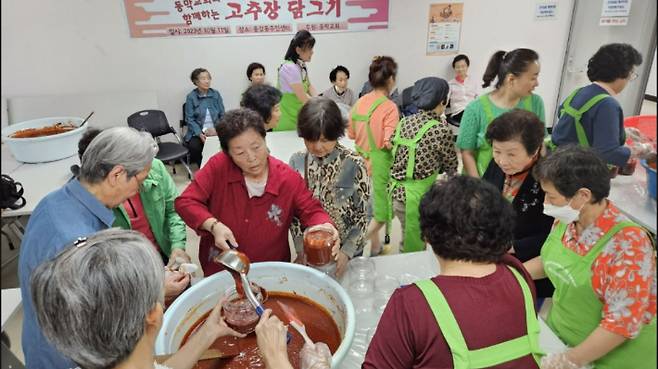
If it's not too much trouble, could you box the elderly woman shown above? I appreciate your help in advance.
[388,77,458,254]
[523,146,656,369]
[364,176,542,368]
[320,65,357,107]
[184,67,226,167]
[551,44,643,169]
[30,229,244,369]
[446,54,479,127]
[18,127,157,369]
[241,84,282,131]
[348,56,400,254]
[247,62,266,86]
[175,108,337,276]
[289,97,370,277]
[75,128,192,304]
[482,109,554,298]
[457,48,546,177]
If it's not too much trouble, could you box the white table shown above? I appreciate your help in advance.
[1,153,78,218]
[1,144,22,174]
[200,131,355,168]
[609,167,657,234]
[335,250,566,368]
[1,288,21,331]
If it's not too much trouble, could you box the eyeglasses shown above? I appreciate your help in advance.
[629,71,638,81]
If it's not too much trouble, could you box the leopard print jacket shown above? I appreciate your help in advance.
[289,143,370,258]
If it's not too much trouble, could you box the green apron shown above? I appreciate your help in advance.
[547,88,625,173]
[388,118,440,253]
[475,94,533,176]
[275,60,310,132]
[415,266,543,368]
[541,220,657,369]
[352,96,393,243]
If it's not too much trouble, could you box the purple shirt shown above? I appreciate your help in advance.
[278,62,303,93]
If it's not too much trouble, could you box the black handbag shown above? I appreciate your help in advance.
[0,174,26,210]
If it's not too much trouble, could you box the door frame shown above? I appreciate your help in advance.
[556,0,657,117]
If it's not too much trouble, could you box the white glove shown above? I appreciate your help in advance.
[300,342,332,369]
[540,352,591,369]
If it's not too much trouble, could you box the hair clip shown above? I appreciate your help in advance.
[74,236,88,248]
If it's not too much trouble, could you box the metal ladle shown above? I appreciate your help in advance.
[214,250,262,313]
[214,249,291,342]
[214,249,250,274]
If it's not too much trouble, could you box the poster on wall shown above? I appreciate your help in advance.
[426,3,464,56]
[124,0,389,38]
[599,0,630,26]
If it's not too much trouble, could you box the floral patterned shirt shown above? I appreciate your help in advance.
[289,143,370,258]
[390,110,458,202]
[561,201,656,338]
[502,171,530,202]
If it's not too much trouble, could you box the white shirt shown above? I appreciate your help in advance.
[245,178,266,198]
[202,108,214,131]
[447,76,479,115]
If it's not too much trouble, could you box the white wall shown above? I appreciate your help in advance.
[647,50,657,97]
[1,0,573,129]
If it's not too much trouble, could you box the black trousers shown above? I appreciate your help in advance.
[186,136,204,168]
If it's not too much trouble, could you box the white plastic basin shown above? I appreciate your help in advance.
[154,262,356,368]
[1,117,86,163]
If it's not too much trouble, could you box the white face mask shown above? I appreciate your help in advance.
[542,198,582,224]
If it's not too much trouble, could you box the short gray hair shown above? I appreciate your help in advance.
[80,127,157,183]
[31,229,165,369]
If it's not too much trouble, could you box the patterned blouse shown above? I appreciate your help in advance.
[390,110,458,202]
[560,201,656,338]
[289,143,370,258]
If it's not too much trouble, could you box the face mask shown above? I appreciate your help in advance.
[542,198,582,224]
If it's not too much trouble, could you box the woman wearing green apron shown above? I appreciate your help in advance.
[524,146,656,369]
[275,30,317,131]
[550,43,644,171]
[389,77,457,253]
[364,176,543,369]
[347,56,400,255]
[457,48,545,177]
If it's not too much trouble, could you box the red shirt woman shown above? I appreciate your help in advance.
[175,108,335,276]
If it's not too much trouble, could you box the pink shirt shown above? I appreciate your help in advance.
[448,76,479,115]
[347,91,399,171]
[174,153,332,276]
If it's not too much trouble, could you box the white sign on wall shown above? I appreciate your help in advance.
[535,2,557,20]
[600,0,631,26]
[601,0,632,17]
[599,16,629,26]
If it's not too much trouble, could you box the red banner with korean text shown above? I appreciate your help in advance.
[124,0,389,38]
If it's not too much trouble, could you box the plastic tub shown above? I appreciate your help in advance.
[641,159,656,200]
[1,117,86,163]
[154,262,355,368]
[624,115,656,143]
